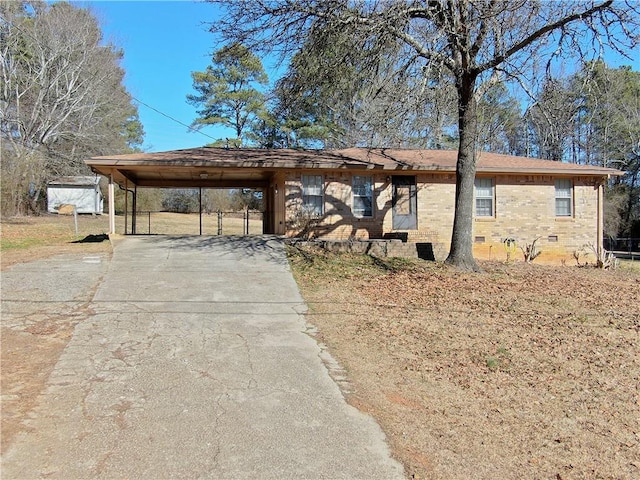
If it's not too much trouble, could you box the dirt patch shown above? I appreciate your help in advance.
[1,215,111,449]
[288,248,640,479]
[1,295,102,450]
[1,325,73,447]
[1,296,100,448]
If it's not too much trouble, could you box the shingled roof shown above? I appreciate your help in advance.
[86,147,621,188]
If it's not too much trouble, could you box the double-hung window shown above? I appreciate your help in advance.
[555,179,573,217]
[474,178,494,217]
[352,175,373,217]
[302,175,324,216]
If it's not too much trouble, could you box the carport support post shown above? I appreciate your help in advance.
[124,178,129,235]
[108,172,116,234]
[132,185,137,235]
[199,187,203,235]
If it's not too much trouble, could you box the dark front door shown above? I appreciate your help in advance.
[392,176,417,230]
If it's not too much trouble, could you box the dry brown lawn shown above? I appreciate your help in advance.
[288,247,640,480]
[1,213,115,268]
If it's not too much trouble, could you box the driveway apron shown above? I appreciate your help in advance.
[1,236,404,479]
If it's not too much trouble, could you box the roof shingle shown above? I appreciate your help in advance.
[87,147,622,177]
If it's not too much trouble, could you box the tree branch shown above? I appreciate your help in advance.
[477,0,615,74]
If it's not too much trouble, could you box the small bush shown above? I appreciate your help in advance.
[520,237,542,263]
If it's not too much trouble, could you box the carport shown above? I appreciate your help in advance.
[86,147,288,236]
[86,147,376,237]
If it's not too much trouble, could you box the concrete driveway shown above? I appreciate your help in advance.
[1,236,404,479]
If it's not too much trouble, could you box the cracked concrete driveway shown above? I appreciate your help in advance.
[1,235,404,479]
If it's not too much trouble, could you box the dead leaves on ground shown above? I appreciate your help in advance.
[290,252,640,480]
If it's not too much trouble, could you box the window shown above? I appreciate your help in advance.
[302,175,324,215]
[555,179,572,217]
[352,175,373,217]
[474,178,494,217]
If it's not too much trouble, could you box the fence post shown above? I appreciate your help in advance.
[217,210,222,235]
[245,207,249,235]
[73,205,78,236]
[148,211,151,235]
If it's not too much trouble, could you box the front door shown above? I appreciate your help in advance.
[392,176,417,230]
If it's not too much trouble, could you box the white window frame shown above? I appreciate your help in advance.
[474,177,494,217]
[555,179,573,217]
[301,174,324,216]
[352,175,373,218]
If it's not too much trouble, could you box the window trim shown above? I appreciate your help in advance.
[554,178,573,217]
[474,177,495,218]
[352,175,374,218]
[301,174,324,216]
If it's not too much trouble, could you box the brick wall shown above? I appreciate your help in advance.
[283,171,601,263]
[470,175,599,263]
[284,171,387,240]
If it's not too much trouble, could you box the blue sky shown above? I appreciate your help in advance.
[78,0,238,152]
[71,1,639,154]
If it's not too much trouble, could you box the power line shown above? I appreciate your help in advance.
[131,96,218,141]
[2,12,219,145]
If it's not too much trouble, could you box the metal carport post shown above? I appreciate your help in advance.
[108,171,116,235]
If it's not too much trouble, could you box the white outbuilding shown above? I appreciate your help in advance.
[47,176,103,214]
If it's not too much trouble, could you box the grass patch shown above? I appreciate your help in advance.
[0,230,87,251]
[1,238,48,251]
[1,228,84,251]
[1,214,113,268]
[486,346,512,372]
[286,244,425,281]
[618,258,640,273]
[485,356,500,370]
[289,247,640,479]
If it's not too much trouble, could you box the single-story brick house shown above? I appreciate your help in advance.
[86,147,621,262]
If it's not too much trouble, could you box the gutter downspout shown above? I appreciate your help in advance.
[94,174,101,215]
[124,178,128,234]
[118,182,136,234]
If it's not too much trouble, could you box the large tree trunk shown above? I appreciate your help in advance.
[446,75,481,271]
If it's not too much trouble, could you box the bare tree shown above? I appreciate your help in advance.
[477,83,523,155]
[525,77,579,161]
[578,62,640,236]
[270,15,458,149]
[208,0,638,270]
[0,1,143,215]
[520,61,640,236]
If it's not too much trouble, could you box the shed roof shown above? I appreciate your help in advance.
[48,176,100,186]
[86,147,621,188]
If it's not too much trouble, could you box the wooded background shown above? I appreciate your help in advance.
[2,1,638,245]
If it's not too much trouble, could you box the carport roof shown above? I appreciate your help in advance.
[86,147,622,188]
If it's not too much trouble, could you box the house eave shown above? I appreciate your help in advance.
[474,166,623,177]
[86,147,624,189]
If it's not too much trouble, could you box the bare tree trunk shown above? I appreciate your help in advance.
[446,74,481,271]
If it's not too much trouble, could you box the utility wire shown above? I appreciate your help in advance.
[1,14,218,144]
[131,96,218,141]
